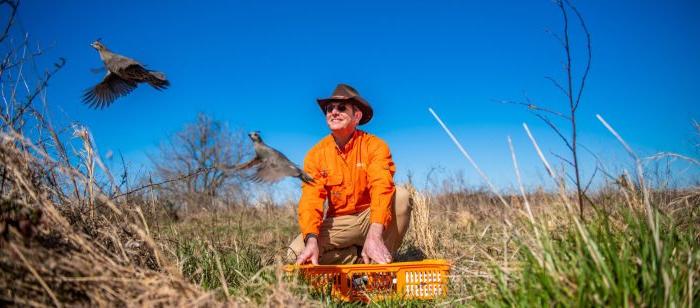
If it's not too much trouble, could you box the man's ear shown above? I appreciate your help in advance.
[353,109,363,124]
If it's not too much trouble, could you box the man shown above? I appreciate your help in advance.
[288,83,412,265]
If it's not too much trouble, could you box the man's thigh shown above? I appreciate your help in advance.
[357,186,412,254]
[287,213,365,262]
[384,186,412,253]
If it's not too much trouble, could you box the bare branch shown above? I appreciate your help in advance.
[551,151,574,168]
[582,165,598,194]
[544,27,565,48]
[557,0,574,107]
[565,0,592,111]
[111,166,213,200]
[494,98,570,120]
[0,0,19,44]
[3,57,66,129]
[557,0,585,219]
[579,143,617,181]
[544,76,570,98]
[535,113,574,151]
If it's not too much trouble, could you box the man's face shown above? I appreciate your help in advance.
[325,102,362,133]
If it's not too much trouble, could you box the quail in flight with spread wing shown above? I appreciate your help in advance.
[83,40,170,109]
[234,132,314,184]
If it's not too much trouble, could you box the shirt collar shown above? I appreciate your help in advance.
[331,129,362,154]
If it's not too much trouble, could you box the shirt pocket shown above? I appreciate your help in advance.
[324,173,345,207]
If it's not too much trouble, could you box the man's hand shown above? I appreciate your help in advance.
[295,237,320,265]
[361,223,392,264]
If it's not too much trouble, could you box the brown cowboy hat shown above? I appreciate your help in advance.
[317,83,373,125]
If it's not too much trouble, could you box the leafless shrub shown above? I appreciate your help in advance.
[149,112,252,214]
[499,0,592,219]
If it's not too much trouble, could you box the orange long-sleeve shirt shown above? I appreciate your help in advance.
[298,130,396,238]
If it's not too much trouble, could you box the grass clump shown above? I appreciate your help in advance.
[487,201,700,307]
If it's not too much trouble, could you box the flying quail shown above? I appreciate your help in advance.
[233,131,314,184]
[83,40,170,109]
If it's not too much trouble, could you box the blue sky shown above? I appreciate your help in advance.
[15,0,700,190]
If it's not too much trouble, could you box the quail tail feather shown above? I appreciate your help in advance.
[146,71,170,90]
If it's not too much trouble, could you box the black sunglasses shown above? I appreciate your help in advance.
[324,102,353,114]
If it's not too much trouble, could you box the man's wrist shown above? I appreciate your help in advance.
[304,233,318,244]
[367,223,384,240]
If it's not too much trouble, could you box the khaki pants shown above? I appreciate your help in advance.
[288,186,412,264]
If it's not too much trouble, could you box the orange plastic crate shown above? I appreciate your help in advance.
[284,259,450,302]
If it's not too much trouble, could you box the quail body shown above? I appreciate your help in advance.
[83,40,170,108]
[235,132,314,184]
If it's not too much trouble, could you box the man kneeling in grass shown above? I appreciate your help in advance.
[288,84,412,265]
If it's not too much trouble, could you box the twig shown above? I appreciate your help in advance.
[4,57,66,129]
[582,165,598,194]
[0,0,19,44]
[496,98,570,120]
[544,27,565,48]
[551,151,574,168]
[544,76,570,98]
[110,166,215,200]
[579,143,617,181]
[565,0,592,112]
[536,113,573,151]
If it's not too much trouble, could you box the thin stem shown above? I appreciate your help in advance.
[558,0,585,219]
[428,107,510,208]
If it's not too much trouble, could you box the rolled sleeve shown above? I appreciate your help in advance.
[366,138,396,228]
[298,151,326,237]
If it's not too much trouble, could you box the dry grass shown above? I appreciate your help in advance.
[0,129,221,306]
[0,97,696,306]
[1,122,698,306]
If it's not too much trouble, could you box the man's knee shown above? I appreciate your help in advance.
[394,186,412,218]
[286,234,305,263]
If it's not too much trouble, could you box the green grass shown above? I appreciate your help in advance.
[155,209,295,303]
[486,206,700,307]
[175,239,271,297]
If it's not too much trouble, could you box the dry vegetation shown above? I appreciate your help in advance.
[2,1,700,307]
[2,120,698,306]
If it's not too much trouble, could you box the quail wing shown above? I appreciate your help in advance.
[83,72,137,109]
[251,154,313,184]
